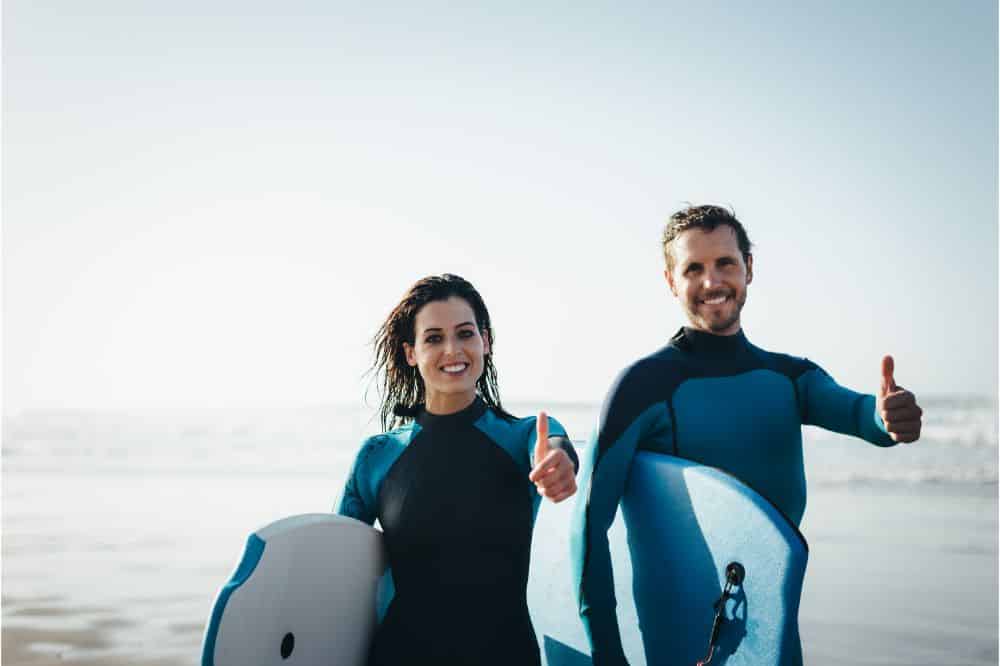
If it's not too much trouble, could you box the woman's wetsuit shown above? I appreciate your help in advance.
[336,397,575,666]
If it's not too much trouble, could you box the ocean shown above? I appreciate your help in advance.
[2,396,997,665]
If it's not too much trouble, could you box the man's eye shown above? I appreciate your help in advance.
[685,265,701,275]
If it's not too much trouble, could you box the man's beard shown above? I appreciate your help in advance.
[687,290,746,333]
[707,309,741,333]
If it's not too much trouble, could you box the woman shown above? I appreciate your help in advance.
[337,273,578,666]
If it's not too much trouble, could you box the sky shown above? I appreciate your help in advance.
[4,1,997,416]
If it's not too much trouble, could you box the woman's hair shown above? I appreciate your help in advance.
[369,274,512,431]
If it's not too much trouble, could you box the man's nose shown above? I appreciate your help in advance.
[702,267,723,288]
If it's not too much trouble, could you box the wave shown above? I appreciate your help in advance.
[809,468,999,487]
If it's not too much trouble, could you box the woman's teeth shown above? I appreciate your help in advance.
[442,363,468,374]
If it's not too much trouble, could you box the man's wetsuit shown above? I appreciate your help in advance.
[571,327,896,664]
[337,396,577,666]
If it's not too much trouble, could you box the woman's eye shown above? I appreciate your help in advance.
[425,335,442,344]
[458,329,475,338]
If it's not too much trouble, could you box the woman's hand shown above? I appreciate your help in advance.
[529,412,577,503]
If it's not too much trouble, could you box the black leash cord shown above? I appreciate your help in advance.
[695,562,745,666]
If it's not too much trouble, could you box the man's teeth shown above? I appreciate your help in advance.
[703,295,727,305]
[442,364,468,373]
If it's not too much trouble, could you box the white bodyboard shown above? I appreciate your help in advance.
[202,513,386,666]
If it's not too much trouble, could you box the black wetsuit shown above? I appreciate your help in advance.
[336,397,575,666]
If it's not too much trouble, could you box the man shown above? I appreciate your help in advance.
[570,205,923,665]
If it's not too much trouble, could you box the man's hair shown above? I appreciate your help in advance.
[662,205,753,272]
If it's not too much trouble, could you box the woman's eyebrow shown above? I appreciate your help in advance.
[419,322,476,334]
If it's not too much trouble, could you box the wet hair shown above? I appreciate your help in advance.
[368,274,512,431]
[662,204,753,272]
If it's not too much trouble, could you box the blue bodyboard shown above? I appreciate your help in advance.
[541,452,808,665]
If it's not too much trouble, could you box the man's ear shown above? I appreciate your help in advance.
[664,268,678,297]
[745,254,753,285]
[403,342,417,367]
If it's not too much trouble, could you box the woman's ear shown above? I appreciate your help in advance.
[403,342,417,367]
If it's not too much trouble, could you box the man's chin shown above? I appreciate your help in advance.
[704,314,741,335]
[684,306,741,335]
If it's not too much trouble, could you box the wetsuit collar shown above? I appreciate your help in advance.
[416,395,488,428]
[672,326,750,356]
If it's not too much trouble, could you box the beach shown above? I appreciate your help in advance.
[2,399,996,665]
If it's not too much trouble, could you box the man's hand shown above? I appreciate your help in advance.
[529,411,577,503]
[877,355,923,443]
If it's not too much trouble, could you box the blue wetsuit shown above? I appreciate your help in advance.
[571,327,896,664]
[337,396,577,666]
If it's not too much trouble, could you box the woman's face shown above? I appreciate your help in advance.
[403,296,490,409]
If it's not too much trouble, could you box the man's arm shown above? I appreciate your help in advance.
[797,355,922,445]
[570,366,673,665]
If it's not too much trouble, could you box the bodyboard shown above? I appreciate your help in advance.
[539,452,808,665]
[202,513,387,666]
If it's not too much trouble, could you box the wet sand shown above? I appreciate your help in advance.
[2,604,187,666]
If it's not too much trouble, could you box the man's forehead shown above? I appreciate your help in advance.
[674,226,741,259]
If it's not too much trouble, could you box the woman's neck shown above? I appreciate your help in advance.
[424,390,477,416]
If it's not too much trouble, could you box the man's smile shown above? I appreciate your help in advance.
[700,292,731,306]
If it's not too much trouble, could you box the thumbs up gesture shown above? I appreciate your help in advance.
[876,355,923,443]
[528,412,577,503]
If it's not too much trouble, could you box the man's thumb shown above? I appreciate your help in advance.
[881,355,897,394]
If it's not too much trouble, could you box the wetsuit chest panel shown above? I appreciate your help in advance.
[673,369,807,523]
[377,420,533,591]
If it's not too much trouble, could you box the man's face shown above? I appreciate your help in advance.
[664,225,753,336]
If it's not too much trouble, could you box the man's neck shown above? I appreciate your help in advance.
[688,323,743,337]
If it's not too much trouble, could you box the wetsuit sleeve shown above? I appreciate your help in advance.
[571,368,673,665]
[797,365,895,447]
[334,437,381,525]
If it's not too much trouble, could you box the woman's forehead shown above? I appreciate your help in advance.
[414,297,476,331]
